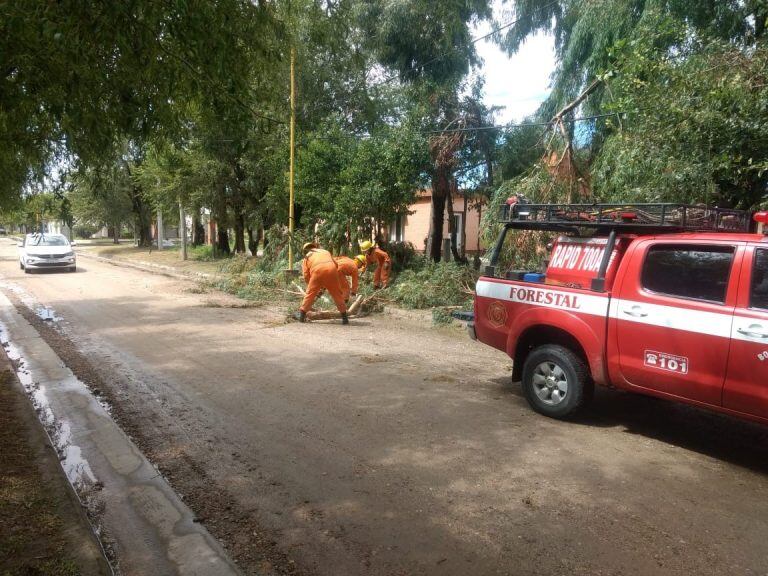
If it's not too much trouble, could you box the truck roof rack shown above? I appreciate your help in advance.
[499,202,751,234]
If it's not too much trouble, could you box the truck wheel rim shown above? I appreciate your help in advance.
[532,362,568,405]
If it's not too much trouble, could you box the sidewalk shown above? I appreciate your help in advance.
[76,241,224,280]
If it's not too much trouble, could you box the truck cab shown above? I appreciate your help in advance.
[472,203,768,424]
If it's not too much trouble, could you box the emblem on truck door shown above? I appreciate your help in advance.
[487,301,508,327]
[644,350,689,374]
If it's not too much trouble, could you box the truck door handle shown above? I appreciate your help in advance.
[623,306,648,318]
[737,324,768,339]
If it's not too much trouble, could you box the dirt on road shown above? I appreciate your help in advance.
[1,238,768,576]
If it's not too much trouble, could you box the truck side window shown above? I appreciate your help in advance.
[641,244,735,304]
[751,249,768,311]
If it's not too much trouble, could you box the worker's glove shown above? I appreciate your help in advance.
[351,292,357,297]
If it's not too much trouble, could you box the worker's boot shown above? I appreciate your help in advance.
[298,311,307,323]
[341,313,349,325]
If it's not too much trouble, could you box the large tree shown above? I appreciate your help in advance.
[496,0,767,116]
[0,0,276,205]
[358,0,493,261]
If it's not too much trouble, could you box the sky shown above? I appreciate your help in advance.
[470,8,557,125]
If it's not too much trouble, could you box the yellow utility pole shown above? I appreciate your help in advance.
[288,47,296,271]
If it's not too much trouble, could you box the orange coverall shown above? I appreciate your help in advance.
[334,256,359,302]
[301,249,347,314]
[366,247,391,288]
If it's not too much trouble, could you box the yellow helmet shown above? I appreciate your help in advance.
[359,240,375,252]
[302,242,317,254]
[354,255,366,268]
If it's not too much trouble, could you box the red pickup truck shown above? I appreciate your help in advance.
[471,203,768,424]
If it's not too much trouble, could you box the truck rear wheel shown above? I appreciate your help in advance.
[522,345,593,418]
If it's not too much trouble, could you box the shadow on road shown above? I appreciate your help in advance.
[491,376,768,475]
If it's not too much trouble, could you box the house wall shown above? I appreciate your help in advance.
[401,196,485,254]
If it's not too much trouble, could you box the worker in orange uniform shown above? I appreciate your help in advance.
[359,240,391,289]
[299,242,348,324]
[334,255,364,302]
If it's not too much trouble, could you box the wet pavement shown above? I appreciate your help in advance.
[0,290,242,576]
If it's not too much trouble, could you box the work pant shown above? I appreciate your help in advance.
[374,262,390,288]
[300,267,347,314]
[338,272,353,301]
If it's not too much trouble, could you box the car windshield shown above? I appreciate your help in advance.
[27,234,68,247]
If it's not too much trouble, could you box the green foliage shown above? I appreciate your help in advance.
[498,122,546,181]
[496,0,766,115]
[386,241,419,273]
[73,224,98,239]
[0,0,278,204]
[389,262,477,309]
[188,245,218,262]
[212,253,298,304]
[482,178,561,271]
[431,308,455,326]
[594,24,768,208]
[297,116,429,248]
[70,164,133,231]
[359,0,492,87]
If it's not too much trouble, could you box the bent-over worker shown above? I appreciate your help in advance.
[359,240,391,289]
[334,255,364,302]
[299,242,348,324]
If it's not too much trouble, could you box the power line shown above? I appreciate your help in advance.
[211,111,622,143]
[427,112,623,135]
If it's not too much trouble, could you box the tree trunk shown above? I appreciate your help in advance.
[429,167,450,262]
[233,210,246,254]
[247,227,257,255]
[214,182,231,256]
[192,210,205,247]
[217,226,231,255]
[461,192,468,259]
[445,185,465,264]
[112,221,120,244]
[131,190,152,247]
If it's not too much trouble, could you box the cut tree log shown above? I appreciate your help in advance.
[305,294,366,321]
[347,294,365,315]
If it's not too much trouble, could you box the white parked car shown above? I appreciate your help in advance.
[18,233,77,273]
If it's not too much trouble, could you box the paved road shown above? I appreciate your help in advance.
[1,238,767,576]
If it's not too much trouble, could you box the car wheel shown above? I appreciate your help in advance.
[24,267,31,274]
[69,266,76,273]
[522,344,593,419]
[19,261,23,270]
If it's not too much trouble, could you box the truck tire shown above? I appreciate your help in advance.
[522,345,593,419]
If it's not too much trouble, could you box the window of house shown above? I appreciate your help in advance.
[751,249,768,311]
[641,244,735,304]
[390,214,405,243]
